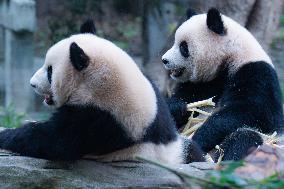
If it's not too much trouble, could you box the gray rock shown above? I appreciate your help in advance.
[0,155,214,189]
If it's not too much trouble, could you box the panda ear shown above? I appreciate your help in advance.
[80,19,96,34]
[70,42,89,71]
[186,8,197,20]
[206,8,226,35]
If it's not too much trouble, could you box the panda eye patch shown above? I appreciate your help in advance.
[47,66,52,84]
[179,41,189,58]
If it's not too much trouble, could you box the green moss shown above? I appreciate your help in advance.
[0,104,25,128]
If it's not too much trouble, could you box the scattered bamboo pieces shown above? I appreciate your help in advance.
[181,97,215,137]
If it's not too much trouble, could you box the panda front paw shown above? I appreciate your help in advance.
[167,98,190,128]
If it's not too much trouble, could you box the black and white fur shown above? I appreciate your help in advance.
[162,8,284,161]
[0,20,202,163]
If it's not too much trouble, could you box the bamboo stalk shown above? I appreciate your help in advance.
[182,111,194,134]
[182,122,203,136]
[215,145,224,165]
[187,97,215,109]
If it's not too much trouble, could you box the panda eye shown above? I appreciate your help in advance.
[47,66,52,84]
[179,41,189,58]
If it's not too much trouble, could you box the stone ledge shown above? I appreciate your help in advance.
[0,154,214,189]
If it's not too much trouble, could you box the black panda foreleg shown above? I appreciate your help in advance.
[192,107,250,153]
[0,121,85,160]
[212,128,263,161]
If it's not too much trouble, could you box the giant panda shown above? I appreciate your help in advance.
[0,20,203,164]
[162,8,284,161]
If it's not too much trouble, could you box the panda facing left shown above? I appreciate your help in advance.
[0,20,203,164]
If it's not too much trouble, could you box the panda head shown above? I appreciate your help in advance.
[30,20,147,109]
[30,20,98,107]
[162,8,272,82]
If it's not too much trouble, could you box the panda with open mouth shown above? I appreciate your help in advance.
[163,8,284,161]
[30,64,54,106]
[0,20,203,163]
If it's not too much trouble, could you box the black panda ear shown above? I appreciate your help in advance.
[186,8,197,20]
[206,8,226,35]
[70,42,89,71]
[80,19,96,34]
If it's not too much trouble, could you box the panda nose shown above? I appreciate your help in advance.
[162,59,169,65]
[30,83,36,88]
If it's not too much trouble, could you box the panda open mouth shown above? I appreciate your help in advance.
[170,68,185,78]
[44,94,55,105]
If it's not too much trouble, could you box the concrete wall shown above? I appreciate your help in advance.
[0,0,36,112]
